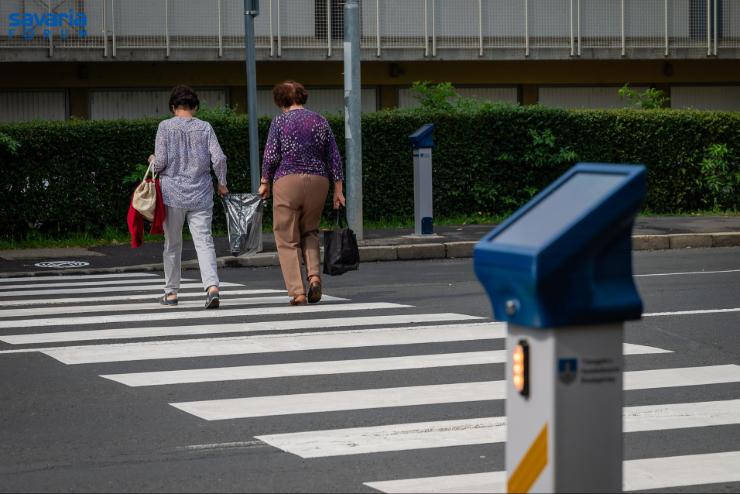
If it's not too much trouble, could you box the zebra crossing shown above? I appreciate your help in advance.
[1,272,739,492]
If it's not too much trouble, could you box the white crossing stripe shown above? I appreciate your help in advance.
[0,289,285,308]
[171,381,506,421]
[171,365,740,421]
[623,451,740,491]
[0,302,411,329]
[256,399,740,458]
[38,323,503,364]
[644,307,740,317]
[364,452,740,493]
[0,295,347,319]
[0,273,159,282]
[624,364,740,390]
[0,282,241,298]
[1,314,482,345]
[102,344,669,387]
[0,278,192,291]
[635,268,740,277]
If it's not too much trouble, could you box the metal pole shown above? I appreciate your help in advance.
[244,0,260,192]
[621,0,625,56]
[664,0,668,56]
[103,0,108,57]
[376,0,381,57]
[112,0,116,57]
[478,0,483,56]
[524,0,529,57]
[269,0,274,56]
[327,0,332,57]
[431,0,436,56]
[707,0,711,56]
[277,0,282,57]
[218,0,223,57]
[577,0,581,56]
[713,0,717,55]
[424,0,429,56]
[344,0,363,240]
[569,0,574,56]
[165,0,170,58]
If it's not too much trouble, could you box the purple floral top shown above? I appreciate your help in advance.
[152,116,227,210]
[261,108,344,183]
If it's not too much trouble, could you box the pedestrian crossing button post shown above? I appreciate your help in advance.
[473,163,647,493]
[408,124,435,236]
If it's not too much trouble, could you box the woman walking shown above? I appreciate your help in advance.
[260,81,345,305]
[149,85,228,308]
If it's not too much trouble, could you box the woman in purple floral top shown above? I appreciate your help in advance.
[259,81,345,306]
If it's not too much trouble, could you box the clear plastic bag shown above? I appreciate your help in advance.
[221,193,264,257]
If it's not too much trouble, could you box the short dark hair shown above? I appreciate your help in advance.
[272,80,309,108]
[169,85,199,111]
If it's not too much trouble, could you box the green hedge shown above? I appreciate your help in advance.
[0,106,738,240]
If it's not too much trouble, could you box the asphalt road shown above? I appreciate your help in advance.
[0,247,738,493]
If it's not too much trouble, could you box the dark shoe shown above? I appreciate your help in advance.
[205,290,220,309]
[289,294,307,306]
[160,294,178,306]
[307,280,322,304]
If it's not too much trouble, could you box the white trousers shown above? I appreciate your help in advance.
[163,205,219,295]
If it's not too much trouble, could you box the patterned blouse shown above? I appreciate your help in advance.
[151,116,227,210]
[261,108,344,183]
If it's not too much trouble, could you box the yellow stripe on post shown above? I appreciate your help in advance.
[507,424,549,493]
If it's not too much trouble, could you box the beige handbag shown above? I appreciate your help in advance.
[132,164,157,221]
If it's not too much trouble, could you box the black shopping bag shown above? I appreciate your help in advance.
[323,208,359,276]
[221,193,264,256]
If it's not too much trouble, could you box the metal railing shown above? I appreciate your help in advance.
[0,0,737,57]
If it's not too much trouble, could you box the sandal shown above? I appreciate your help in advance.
[160,294,178,306]
[289,294,307,306]
[205,289,220,309]
[307,276,322,304]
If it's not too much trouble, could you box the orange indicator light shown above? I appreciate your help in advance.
[513,340,529,397]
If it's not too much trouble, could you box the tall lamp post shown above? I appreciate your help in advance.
[344,0,363,239]
[243,0,260,192]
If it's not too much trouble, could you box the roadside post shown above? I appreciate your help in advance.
[409,123,435,235]
[473,163,646,492]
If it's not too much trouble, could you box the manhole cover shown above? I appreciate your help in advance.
[34,261,91,268]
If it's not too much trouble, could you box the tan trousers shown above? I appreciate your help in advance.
[273,174,330,297]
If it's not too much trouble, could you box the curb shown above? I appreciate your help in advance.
[1,232,739,278]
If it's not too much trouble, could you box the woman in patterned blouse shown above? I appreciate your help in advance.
[259,81,346,306]
[148,85,229,309]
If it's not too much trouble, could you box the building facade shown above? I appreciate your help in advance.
[1,0,739,121]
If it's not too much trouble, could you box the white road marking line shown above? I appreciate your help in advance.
[644,307,740,317]
[102,344,668,387]
[0,282,241,298]
[35,323,503,364]
[624,364,740,389]
[0,273,160,282]
[0,302,410,329]
[170,365,740,421]
[256,399,740,458]
[364,452,740,493]
[0,278,192,291]
[0,295,347,319]
[365,472,505,494]
[171,381,505,421]
[0,289,284,308]
[636,268,740,277]
[0,314,482,345]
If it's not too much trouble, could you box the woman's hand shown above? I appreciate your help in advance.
[258,182,271,200]
[217,184,229,197]
[333,181,346,210]
[148,154,156,165]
